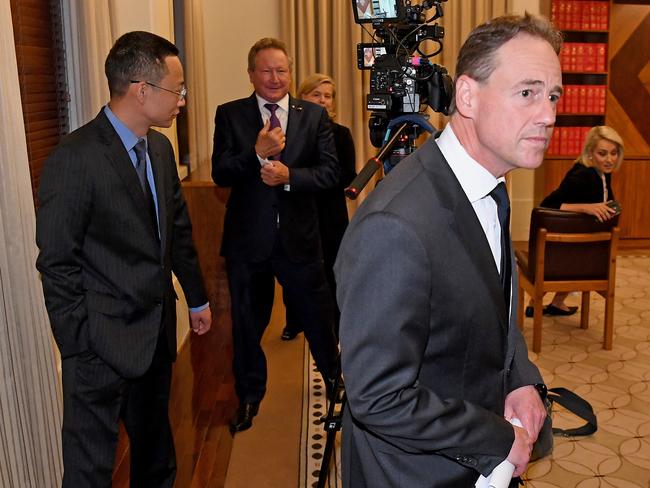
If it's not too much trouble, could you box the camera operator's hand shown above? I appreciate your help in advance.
[261,160,289,187]
[255,119,286,159]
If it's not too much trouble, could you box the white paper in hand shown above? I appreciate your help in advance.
[474,418,522,488]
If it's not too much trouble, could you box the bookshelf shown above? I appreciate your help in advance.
[547,0,610,158]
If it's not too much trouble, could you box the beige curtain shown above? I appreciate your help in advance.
[61,0,113,130]
[280,0,510,206]
[280,0,374,205]
[183,0,211,172]
[0,2,63,486]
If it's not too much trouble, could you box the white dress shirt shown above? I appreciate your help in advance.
[436,124,505,273]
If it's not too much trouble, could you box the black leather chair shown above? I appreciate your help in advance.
[515,207,620,353]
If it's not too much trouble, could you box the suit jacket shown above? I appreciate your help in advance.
[541,161,614,209]
[335,136,542,487]
[36,110,207,379]
[211,94,339,263]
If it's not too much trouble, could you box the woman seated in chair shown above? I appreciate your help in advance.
[526,125,624,317]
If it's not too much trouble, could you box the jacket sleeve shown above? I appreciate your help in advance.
[163,140,208,308]
[211,104,261,187]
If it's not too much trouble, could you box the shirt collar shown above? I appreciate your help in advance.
[255,93,290,114]
[435,123,503,203]
[103,105,146,151]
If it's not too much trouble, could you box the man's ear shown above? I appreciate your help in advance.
[454,74,478,118]
[132,82,146,104]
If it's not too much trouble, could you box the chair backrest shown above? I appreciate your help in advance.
[527,207,619,281]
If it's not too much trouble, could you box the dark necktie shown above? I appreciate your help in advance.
[264,103,281,160]
[133,139,159,235]
[490,182,511,309]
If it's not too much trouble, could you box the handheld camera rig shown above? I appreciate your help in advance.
[346,0,453,199]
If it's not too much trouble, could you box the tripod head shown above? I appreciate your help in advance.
[345,113,435,199]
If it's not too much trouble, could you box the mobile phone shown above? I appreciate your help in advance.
[607,200,621,215]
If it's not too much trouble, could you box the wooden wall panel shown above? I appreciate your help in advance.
[607,3,650,157]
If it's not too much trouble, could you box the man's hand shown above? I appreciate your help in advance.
[506,424,534,477]
[261,160,290,186]
[189,306,212,335]
[255,119,286,159]
[504,385,546,442]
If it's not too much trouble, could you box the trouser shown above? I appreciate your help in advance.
[227,244,339,404]
[60,333,175,488]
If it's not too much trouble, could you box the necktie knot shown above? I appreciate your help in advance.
[264,103,281,131]
[264,103,279,115]
[489,182,510,230]
[134,139,147,170]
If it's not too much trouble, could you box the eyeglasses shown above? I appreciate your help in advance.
[130,80,187,100]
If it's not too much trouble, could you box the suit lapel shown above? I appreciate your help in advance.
[422,140,510,332]
[244,93,264,134]
[94,111,161,246]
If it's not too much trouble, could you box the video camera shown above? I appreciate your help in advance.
[352,0,453,148]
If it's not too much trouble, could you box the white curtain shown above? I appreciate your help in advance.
[0,2,63,486]
[183,0,211,172]
[61,0,113,130]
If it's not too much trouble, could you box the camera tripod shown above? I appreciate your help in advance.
[316,372,346,488]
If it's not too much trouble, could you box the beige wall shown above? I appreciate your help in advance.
[202,0,281,132]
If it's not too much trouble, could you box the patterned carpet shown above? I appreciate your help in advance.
[524,255,650,487]
[301,255,650,487]
[300,345,341,488]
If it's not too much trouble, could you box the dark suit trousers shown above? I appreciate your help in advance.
[61,332,175,488]
[227,241,339,404]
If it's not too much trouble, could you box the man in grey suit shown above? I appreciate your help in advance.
[335,14,562,487]
[36,32,211,487]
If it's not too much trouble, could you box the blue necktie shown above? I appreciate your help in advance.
[133,139,158,234]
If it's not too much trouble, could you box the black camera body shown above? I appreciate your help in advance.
[353,0,452,147]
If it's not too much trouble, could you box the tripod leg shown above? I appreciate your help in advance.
[316,392,346,488]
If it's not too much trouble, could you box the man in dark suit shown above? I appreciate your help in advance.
[335,14,563,487]
[212,38,340,433]
[36,31,211,487]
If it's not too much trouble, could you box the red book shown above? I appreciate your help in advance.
[585,43,596,72]
[551,0,559,26]
[585,85,595,114]
[596,44,607,72]
[559,127,569,156]
[578,85,587,113]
